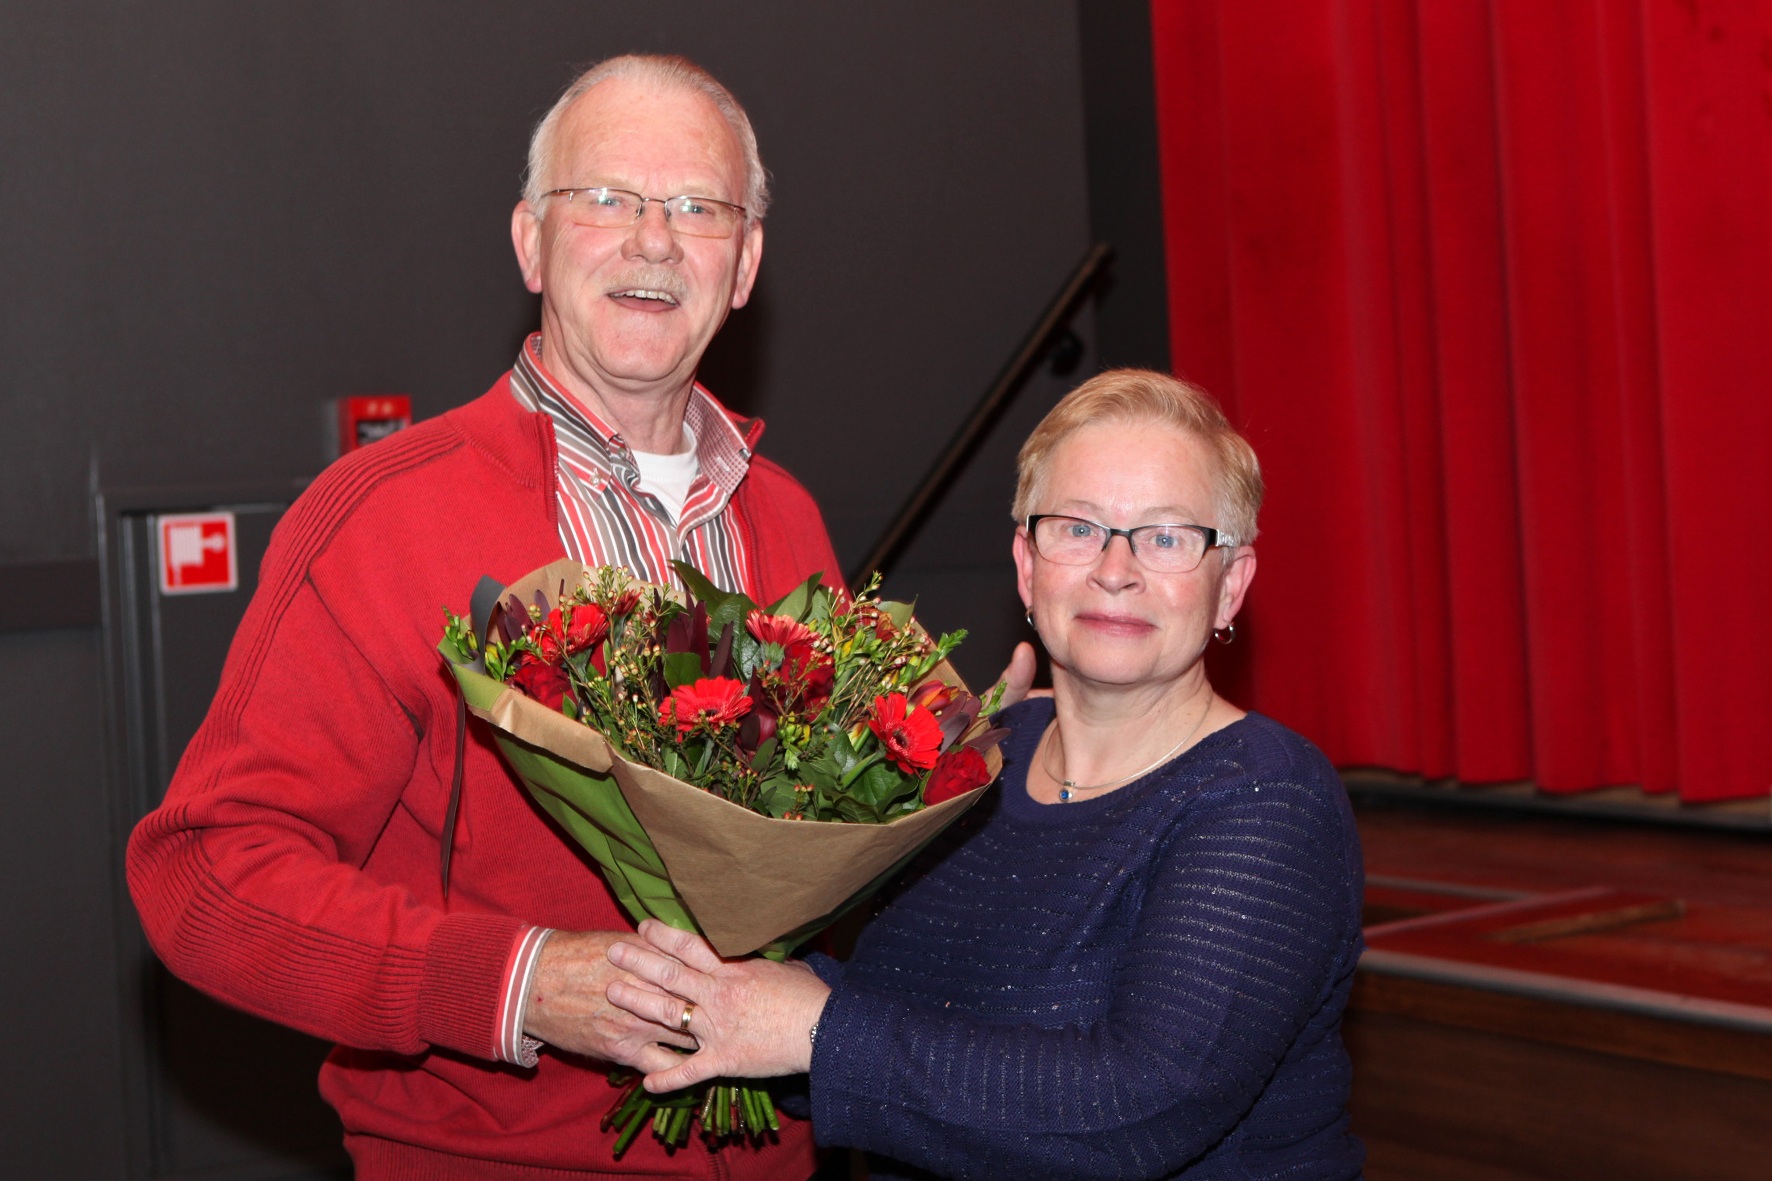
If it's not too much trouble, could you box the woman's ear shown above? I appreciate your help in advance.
[1012,527,1035,614]
[1215,547,1257,630]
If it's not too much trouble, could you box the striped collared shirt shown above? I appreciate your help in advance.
[509,332,756,595]
[495,335,759,1065]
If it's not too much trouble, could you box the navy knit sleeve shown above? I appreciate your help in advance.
[803,950,847,990]
[807,763,1361,1179]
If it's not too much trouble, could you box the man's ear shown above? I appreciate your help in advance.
[512,202,544,294]
[729,221,764,309]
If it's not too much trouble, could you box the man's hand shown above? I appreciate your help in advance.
[993,640,1043,710]
[523,930,695,1063]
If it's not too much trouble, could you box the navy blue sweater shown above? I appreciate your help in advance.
[805,699,1365,1180]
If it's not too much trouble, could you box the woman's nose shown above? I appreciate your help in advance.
[1093,533,1142,586]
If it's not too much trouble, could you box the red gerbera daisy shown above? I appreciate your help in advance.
[564,602,609,653]
[746,610,818,652]
[659,677,754,735]
[532,613,566,665]
[867,693,943,773]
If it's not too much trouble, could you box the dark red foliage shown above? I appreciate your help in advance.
[737,702,779,754]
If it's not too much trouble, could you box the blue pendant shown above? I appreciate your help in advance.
[1059,788,1073,802]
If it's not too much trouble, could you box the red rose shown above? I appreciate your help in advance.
[511,658,570,713]
[659,677,754,734]
[565,602,609,653]
[924,745,991,806]
[867,693,943,773]
[605,587,642,616]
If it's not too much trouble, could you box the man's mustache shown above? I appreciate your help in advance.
[605,268,688,303]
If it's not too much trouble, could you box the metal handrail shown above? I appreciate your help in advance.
[849,241,1113,587]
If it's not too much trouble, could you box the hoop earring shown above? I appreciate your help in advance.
[1025,608,1037,630]
[1212,622,1236,645]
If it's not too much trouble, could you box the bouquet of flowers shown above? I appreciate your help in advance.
[439,558,1005,1155]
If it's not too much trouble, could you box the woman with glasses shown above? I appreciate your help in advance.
[606,369,1365,1180]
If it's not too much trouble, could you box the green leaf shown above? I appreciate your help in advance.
[673,561,758,637]
[754,776,801,817]
[804,584,837,625]
[798,749,841,788]
[833,792,882,824]
[846,760,905,810]
[672,560,725,608]
[734,634,766,679]
[485,642,517,681]
[803,726,865,787]
[663,651,703,689]
[879,599,915,629]
[748,736,779,774]
[440,611,479,665]
[764,572,823,622]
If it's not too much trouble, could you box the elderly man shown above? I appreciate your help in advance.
[128,55,1020,1181]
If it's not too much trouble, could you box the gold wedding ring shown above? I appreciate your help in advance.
[677,1002,695,1034]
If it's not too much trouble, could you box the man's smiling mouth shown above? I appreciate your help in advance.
[608,287,682,309]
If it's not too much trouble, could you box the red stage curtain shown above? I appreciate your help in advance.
[1151,0,1771,802]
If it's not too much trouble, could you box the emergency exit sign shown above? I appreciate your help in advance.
[158,512,238,595]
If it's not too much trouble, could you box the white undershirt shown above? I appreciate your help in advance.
[631,424,700,522]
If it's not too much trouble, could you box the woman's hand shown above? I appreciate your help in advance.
[994,640,1049,707]
[605,920,832,1092]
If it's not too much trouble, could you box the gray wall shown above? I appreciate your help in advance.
[0,3,1165,1175]
[1,3,1096,581]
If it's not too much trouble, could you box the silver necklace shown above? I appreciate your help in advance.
[1046,695,1214,802]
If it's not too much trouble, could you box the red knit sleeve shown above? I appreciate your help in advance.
[126,573,519,1060]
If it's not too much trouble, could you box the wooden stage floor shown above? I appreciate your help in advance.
[1347,798,1772,1180]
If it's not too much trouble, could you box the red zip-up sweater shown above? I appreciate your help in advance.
[127,376,837,1180]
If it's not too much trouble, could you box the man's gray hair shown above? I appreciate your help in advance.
[522,54,770,220]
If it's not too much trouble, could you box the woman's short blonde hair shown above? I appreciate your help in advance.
[1013,369,1263,546]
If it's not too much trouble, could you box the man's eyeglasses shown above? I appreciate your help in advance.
[541,187,748,239]
[1025,514,1225,574]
